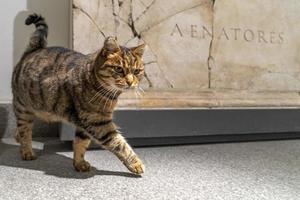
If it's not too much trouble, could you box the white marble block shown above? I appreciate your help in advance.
[73,0,300,108]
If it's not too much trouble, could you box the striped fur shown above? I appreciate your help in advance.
[11,14,145,174]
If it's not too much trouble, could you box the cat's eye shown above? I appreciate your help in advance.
[114,66,124,74]
[133,69,141,75]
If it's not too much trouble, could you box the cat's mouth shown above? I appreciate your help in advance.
[115,84,137,91]
[124,87,137,92]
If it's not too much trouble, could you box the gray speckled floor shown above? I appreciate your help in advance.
[0,139,299,200]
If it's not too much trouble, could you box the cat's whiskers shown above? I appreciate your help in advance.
[89,88,105,103]
[89,87,108,103]
[138,86,146,94]
[102,92,113,111]
[89,85,115,103]
[89,86,107,103]
[134,90,138,99]
[133,90,141,108]
[96,88,113,104]
[102,99,110,111]
[135,89,142,99]
[103,88,117,111]
[109,89,119,109]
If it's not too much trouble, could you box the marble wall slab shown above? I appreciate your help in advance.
[73,0,300,108]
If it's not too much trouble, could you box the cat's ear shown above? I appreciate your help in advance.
[102,36,121,57]
[131,44,146,57]
[93,37,120,68]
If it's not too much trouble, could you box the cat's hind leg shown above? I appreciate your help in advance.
[73,130,91,172]
[14,105,36,160]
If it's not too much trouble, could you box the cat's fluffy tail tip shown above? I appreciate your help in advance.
[25,13,45,26]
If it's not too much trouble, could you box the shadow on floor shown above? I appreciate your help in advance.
[0,141,140,179]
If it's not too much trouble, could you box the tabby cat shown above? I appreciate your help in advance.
[11,14,145,174]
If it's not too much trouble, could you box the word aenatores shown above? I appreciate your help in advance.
[170,24,284,44]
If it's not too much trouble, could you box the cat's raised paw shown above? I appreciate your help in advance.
[74,160,91,172]
[126,158,145,175]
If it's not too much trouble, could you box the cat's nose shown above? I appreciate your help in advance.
[125,74,134,87]
[126,80,133,86]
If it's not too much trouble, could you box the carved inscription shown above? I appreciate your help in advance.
[171,24,284,44]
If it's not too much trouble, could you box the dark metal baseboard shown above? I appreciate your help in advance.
[60,108,300,144]
[126,132,300,147]
[114,109,300,138]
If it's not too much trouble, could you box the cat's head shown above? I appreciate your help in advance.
[93,37,145,91]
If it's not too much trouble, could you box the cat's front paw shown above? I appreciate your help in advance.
[21,149,37,161]
[73,160,91,172]
[125,157,145,175]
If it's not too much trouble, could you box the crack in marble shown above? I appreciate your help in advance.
[112,0,140,39]
[143,71,153,87]
[143,61,158,88]
[73,3,106,38]
[112,7,128,24]
[118,0,124,7]
[134,0,156,22]
[207,0,216,89]
[137,0,148,8]
[128,0,141,39]
[144,61,157,65]
[143,41,174,88]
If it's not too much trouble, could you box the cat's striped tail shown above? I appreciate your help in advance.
[25,13,48,53]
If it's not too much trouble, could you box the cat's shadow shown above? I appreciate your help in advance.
[0,142,140,179]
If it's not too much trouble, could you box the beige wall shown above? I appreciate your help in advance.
[0,0,70,103]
